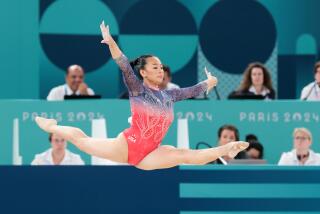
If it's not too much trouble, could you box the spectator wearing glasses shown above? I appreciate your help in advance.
[47,64,95,101]
[278,128,320,165]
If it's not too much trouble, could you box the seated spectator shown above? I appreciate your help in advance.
[31,133,84,165]
[47,65,95,101]
[300,61,320,100]
[159,65,180,90]
[228,62,276,100]
[278,128,320,165]
[214,124,247,164]
[246,141,264,159]
[245,134,258,143]
[196,125,247,164]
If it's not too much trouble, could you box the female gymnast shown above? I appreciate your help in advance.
[35,21,249,170]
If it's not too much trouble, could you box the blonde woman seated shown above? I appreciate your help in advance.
[278,128,320,166]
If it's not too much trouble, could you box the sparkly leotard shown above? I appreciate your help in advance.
[116,54,207,165]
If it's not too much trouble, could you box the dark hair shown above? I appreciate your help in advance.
[238,62,274,92]
[130,55,154,79]
[314,61,320,74]
[245,134,258,143]
[48,133,53,142]
[66,64,84,75]
[218,124,239,141]
[163,65,171,77]
[246,141,264,159]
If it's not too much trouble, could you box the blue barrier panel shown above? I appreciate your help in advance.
[1,166,320,214]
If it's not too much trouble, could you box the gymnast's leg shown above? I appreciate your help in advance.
[35,116,128,163]
[136,142,249,170]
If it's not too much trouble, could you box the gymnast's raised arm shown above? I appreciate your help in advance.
[100,21,142,95]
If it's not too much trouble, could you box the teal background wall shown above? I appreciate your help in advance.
[0,0,39,99]
[1,0,320,100]
[1,100,320,165]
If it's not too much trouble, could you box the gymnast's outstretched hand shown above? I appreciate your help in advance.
[100,21,112,45]
[204,67,218,94]
[100,21,122,59]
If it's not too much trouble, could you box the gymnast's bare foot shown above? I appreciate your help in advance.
[225,141,249,158]
[35,116,57,133]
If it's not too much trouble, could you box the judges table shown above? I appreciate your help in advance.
[1,165,320,214]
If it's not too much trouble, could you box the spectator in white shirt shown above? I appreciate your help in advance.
[278,127,320,166]
[159,65,180,90]
[31,133,84,165]
[47,64,95,101]
[300,61,320,101]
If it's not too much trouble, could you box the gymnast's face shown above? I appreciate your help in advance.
[219,129,237,146]
[251,67,264,87]
[50,133,67,151]
[66,65,84,92]
[140,57,164,86]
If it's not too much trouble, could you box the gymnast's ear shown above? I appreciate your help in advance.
[140,69,147,78]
